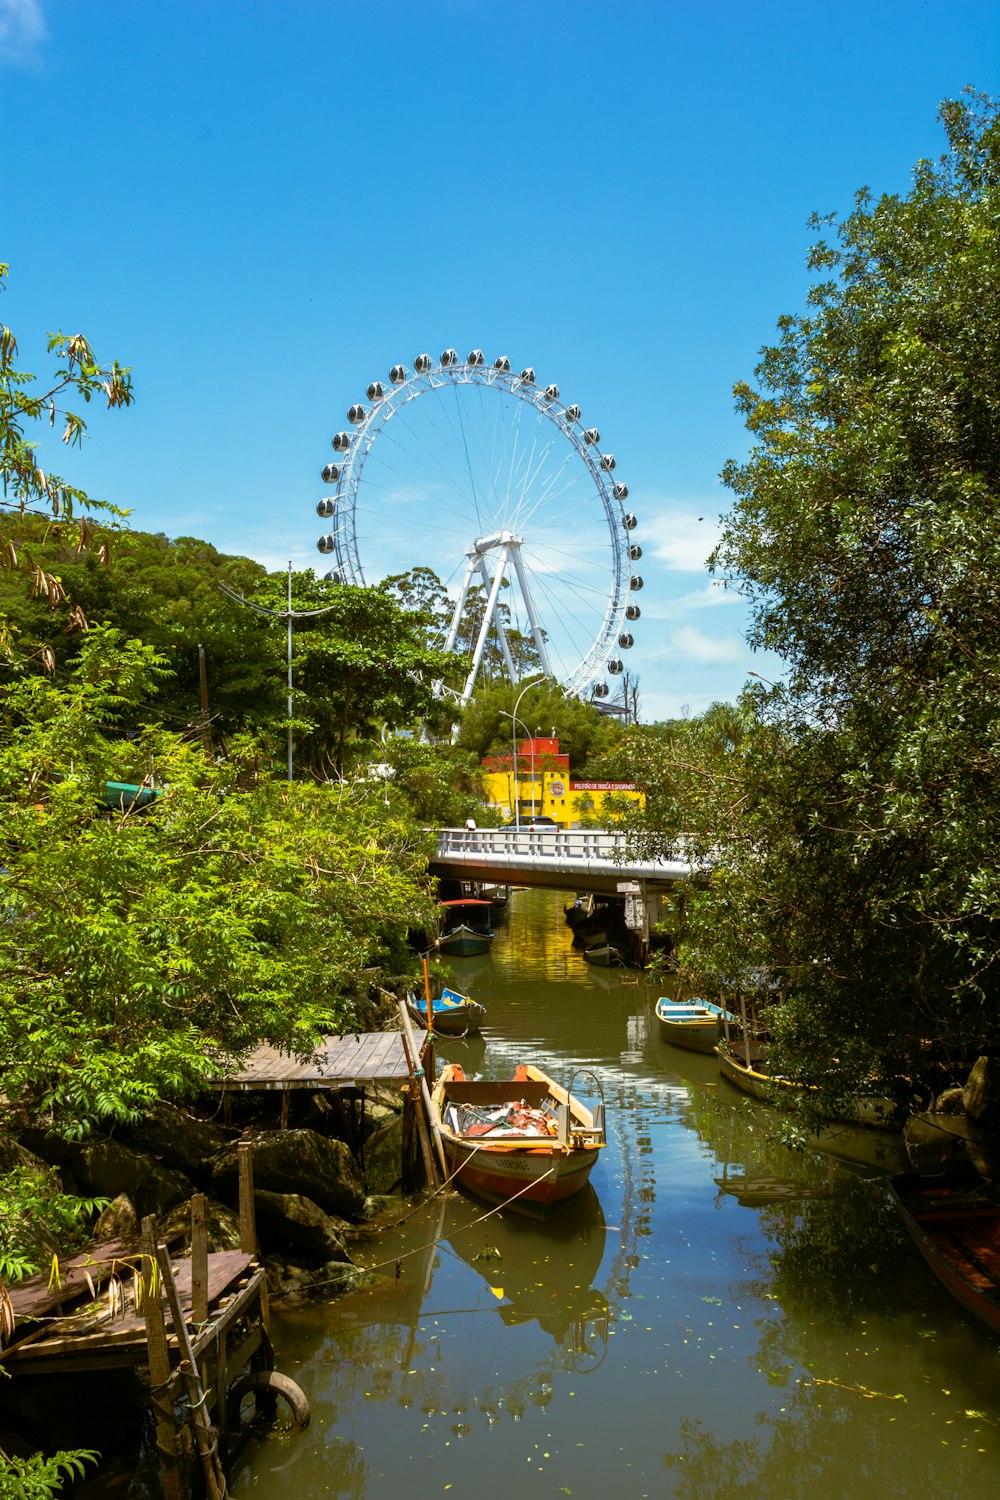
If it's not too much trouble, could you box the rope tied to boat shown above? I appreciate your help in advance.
[308,1160,559,1284]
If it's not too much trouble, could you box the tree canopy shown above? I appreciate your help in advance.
[630,91,1000,1109]
[0,629,438,1147]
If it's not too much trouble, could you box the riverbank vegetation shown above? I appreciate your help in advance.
[615,91,1000,1129]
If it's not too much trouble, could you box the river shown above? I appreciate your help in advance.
[233,887,1000,1499]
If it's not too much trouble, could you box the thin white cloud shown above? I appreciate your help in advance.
[639,503,724,572]
[0,0,45,64]
[642,580,743,621]
[640,625,750,667]
[672,625,749,664]
[640,686,718,721]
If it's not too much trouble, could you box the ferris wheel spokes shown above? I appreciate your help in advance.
[316,352,642,704]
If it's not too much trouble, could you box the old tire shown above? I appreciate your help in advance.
[227,1369,310,1433]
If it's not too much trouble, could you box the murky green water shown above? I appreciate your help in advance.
[234,889,1000,1499]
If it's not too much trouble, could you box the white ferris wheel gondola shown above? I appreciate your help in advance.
[314,351,641,705]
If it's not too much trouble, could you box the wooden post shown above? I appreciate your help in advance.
[237,1142,257,1255]
[398,1001,448,1180]
[739,992,752,1069]
[398,1019,439,1188]
[140,1217,185,1500]
[156,1244,226,1500]
[198,643,213,756]
[423,953,433,1030]
[400,1088,417,1192]
[191,1195,208,1328]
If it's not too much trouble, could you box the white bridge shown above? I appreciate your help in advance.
[429,826,693,899]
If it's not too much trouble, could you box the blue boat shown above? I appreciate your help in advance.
[406,986,487,1037]
[655,996,738,1053]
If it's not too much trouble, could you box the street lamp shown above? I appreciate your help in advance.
[501,674,544,831]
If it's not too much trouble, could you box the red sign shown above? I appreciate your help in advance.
[570,781,638,792]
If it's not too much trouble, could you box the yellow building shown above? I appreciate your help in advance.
[480,736,644,828]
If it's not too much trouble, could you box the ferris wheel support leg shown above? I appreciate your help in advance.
[443,553,479,656]
[475,553,519,685]
[431,554,480,700]
[509,543,554,680]
[460,556,508,706]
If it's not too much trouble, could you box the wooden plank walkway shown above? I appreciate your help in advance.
[4,1246,257,1368]
[214,1028,427,1092]
[5,1237,138,1329]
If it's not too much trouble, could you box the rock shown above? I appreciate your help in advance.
[253,1190,353,1262]
[266,1255,368,1304]
[963,1055,1000,1127]
[363,1116,404,1196]
[964,1135,1000,1182]
[0,1133,54,1180]
[158,1196,243,1252]
[72,1139,192,1221]
[904,1111,976,1173]
[14,1127,83,1168]
[210,1129,365,1219]
[121,1102,231,1186]
[364,1099,402,1135]
[93,1193,140,1242]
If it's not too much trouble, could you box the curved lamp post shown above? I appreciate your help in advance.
[501,674,544,831]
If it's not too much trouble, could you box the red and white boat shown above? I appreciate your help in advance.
[888,1171,1000,1335]
[430,1062,606,1217]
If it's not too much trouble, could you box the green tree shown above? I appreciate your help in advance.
[0,517,283,738]
[240,571,457,777]
[0,629,437,1153]
[632,92,1000,1102]
[380,565,543,691]
[455,680,617,769]
[381,736,494,827]
[0,263,133,658]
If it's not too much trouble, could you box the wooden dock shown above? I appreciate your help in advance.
[216,1028,427,1092]
[1,1030,434,1488]
[0,1146,298,1497]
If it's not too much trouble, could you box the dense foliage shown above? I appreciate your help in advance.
[628,92,1000,1110]
[0,630,438,1146]
[454,679,621,770]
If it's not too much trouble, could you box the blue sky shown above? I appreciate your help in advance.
[2,0,996,721]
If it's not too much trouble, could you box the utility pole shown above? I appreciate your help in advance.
[219,562,340,782]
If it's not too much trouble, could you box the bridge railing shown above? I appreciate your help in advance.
[433,825,690,877]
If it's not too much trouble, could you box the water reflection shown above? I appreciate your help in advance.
[439,1188,609,1369]
[235,888,1000,1499]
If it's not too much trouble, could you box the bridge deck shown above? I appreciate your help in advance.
[430,827,692,896]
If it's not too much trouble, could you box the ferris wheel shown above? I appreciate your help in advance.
[314,350,643,705]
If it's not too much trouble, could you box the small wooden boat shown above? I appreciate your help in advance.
[888,1171,1000,1335]
[717,1044,901,1129]
[656,996,738,1054]
[430,1062,607,1217]
[405,986,486,1037]
[583,943,626,968]
[436,899,494,956]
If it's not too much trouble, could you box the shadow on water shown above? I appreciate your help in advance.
[234,888,1000,1500]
